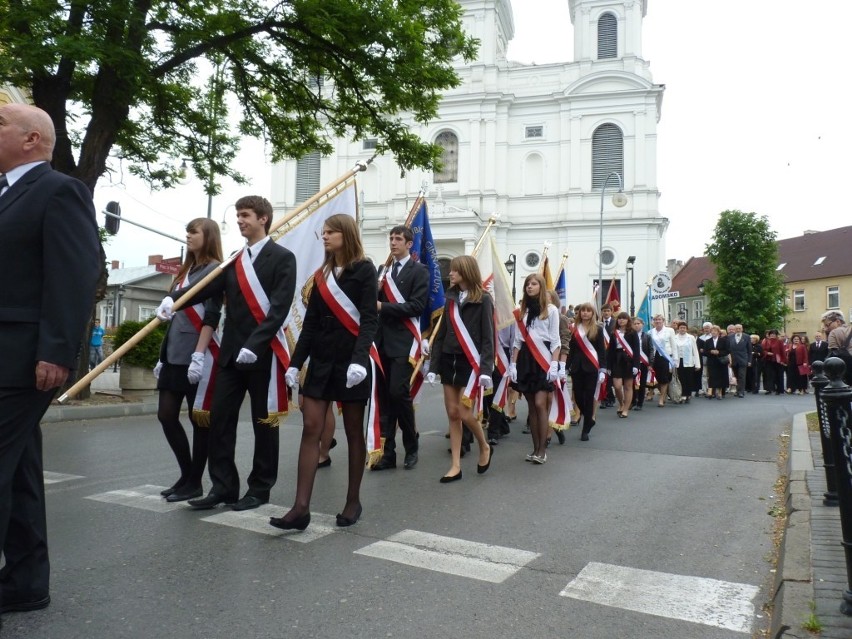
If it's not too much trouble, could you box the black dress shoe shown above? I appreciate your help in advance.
[439,471,462,483]
[335,504,363,527]
[477,446,493,474]
[556,430,566,445]
[580,432,590,441]
[188,492,237,510]
[0,594,51,614]
[166,485,203,503]
[317,457,332,468]
[403,452,418,469]
[371,457,396,471]
[269,512,311,531]
[232,495,268,511]
[160,479,185,497]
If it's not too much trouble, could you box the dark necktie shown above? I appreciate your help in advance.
[392,261,401,282]
[0,174,8,195]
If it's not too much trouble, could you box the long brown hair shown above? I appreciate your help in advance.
[321,214,365,275]
[172,218,223,291]
[448,255,484,303]
[615,311,635,335]
[519,273,549,321]
[574,302,599,340]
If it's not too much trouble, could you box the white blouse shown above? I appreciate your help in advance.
[513,304,561,354]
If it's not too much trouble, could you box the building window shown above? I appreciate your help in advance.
[138,305,158,321]
[814,256,826,266]
[362,138,378,150]
[693,299,704,320]
[524,154,544,195]
[597,12,618,59]
[525,125,544,139]
[433,131,458,184]
[295,151,321,203]
[599,249,615,268]
[793,289,805,312]
[592,123,624,189]
[827,285,840,309]
[524,252,540,269]
[776,263,786,271]
[676,302,688,321]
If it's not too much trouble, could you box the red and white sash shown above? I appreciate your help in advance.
[380,269,425,403]
[614,330,634,359]
[491,330,510,413]
[235,248,290,424]
[513,309,571,430]
[174,272,222,425]
[315,267,384,465]
[575,324,606,401]
[448,298,483,412]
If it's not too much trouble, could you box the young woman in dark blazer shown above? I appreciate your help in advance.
[606,311,640,418]
[155,218,223,502]
[272,214,378,531]
[427,255,494,483]
[567,302,607,440]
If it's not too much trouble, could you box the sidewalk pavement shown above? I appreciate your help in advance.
[43,369,158,424]
[772,412,852,638]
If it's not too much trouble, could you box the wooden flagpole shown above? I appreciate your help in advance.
[59,158,375,403]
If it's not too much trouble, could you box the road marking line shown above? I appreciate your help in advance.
[560,562,759,634]
[202,506,338,542]
[354,529,540,583]
[43,471,84,484]
[418,430,442,436]
[85,484,186,513]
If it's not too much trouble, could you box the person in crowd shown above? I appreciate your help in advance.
[508,276,560,463]
[599,303,616,408]
[89,318,105,370]
[824,310,852,385]
[487,322,515,445]
[607,311,640,417]
[809,331,829,364]
[672,320,701,403]
[567,303,606,441]
[631,317,652,411]
[761,329,787,395]
[785,335,810,394]
[705,325,730,400]
[727,323,751,398]
[426,255,494,482]
[272,214,378,531]
[748,334,763,394]
[0,103,101,618]
[154,218,223,502]
[648,314,678,407]
[372,225,429,471]
[696,322,713,396]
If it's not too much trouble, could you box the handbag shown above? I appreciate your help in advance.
[798,363,811,376]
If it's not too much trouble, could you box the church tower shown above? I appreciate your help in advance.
[569,0,647,61]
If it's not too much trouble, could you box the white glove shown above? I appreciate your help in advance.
[156,296,174,321]
[187,352,205,384]
[236,348,257,365]
[420,339,431,356]
[346,363,367,388]
[598,370,607,384]
[558,361,567,381]
[152,360,163,379]
[426,372,438,386]
[479,374,493,389]
[508,362,517,383]
[547,361,559,382]
[284,366,300,388]
[632,367,639,377]
[421,360,430,376]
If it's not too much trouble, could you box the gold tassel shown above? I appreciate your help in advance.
[366,448,384,468]
[258,411,286,427]
[192,410,211,428]
[550,420,570,432]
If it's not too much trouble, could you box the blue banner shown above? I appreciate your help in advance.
[555,267,567,310]
[409,201,445,337]
[636,285,652,328]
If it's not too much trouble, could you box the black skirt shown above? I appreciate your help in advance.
[301,360,370,404]
[610,350,634,380]
[511,343,553,394]
[439,352,474,388]
[156,362,193,394]
[652,352,673,384]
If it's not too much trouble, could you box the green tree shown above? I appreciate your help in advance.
[0,0,478,192]
[704,210,788,334]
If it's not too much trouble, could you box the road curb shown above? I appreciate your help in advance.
[770,411,814,639]
[43,399,158,423]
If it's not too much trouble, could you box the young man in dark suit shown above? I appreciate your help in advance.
[372,226,429,471]
[0,104,101,618]
[158,196,296,510]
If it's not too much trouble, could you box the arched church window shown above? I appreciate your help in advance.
[433,131,458,184]
[524,154,544,195]
[597,12,617,59]
[592,123,624,189]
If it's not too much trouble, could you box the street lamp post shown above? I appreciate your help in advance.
[626,255,636,316]
[504,253,517,304]
[598,171,628,310]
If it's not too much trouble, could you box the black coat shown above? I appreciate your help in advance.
[567,325,607,375]
[377,258,429,358]
[430,288,495,377]
[606,330,641,372]
[809,340,829,364]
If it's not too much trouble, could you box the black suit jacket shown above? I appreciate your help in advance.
[0,163,101,386]
[377,259,429,358]
[176,240,296,370]
[728,333,751,366]
[567,326,607,375]
[809,341,829,363]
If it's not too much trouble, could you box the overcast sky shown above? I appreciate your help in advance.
[98,0,850,268]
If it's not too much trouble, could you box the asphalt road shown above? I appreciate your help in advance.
[2,388,811,639]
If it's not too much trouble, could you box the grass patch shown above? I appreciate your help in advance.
[802,601,823,634]
[806,412,820,432]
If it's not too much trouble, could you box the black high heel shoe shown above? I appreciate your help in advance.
[335,504,362,527]
[269,512,311,531]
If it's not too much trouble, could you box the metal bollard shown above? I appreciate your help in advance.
[812,361,839,505]
[820,357,852,615]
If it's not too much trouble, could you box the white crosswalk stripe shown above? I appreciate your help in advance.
[560,562,760,634]
[85,484,187,513]
[43,471,84,484]
[202,506,338,542]
[354,529,540,583]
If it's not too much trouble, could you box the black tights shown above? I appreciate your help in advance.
[523,390,550,457]
[157,388,208,489]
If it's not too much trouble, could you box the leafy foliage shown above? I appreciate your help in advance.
[112,320,167,369]
[0,0,479,191]
[704,210,788,334]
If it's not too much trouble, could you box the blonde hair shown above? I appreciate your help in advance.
[448,255,484,303]
[574,302,599,340]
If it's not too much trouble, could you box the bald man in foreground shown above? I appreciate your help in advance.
[0,104,100,621]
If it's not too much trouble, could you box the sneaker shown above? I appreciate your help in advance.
[532,454,547,464]
[525,453,535,462]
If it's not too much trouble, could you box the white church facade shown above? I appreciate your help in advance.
[270,0,668,307]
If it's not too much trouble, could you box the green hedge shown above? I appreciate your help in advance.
[112,319,167,369]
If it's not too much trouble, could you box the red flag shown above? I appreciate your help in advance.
[605,279,620,308]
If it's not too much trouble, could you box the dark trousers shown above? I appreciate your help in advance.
[634,363,649,407]
[748,360,763,393]
[378,354,418,459]
[207,364,280,500]
[731,362,748,395]
[571,371,597,431]
[0,387,54,601]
